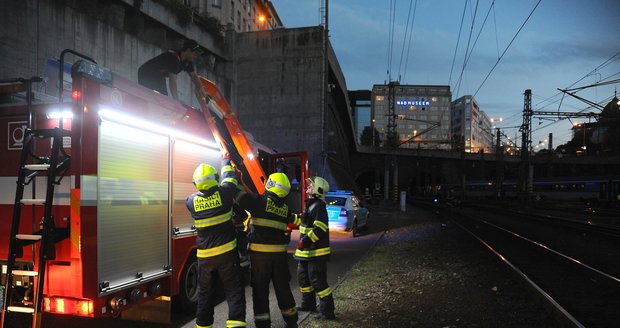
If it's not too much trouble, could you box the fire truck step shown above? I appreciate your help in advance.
[7,306,35,314]
[24,164,50,171]
[16,234,42,241]
[20,199,45,205]
[12,270,38,276]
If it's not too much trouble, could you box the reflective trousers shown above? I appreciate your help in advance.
[196,251,246,327]
[297,259,335,315]
[250,252,298,328]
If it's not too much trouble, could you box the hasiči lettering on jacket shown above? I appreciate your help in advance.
[193,191,222,211]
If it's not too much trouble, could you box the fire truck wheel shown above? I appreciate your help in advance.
[173,253,199,313]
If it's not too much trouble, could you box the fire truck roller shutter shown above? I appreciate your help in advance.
[97,120,171,292]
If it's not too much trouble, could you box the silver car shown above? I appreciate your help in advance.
[325,191,370,237]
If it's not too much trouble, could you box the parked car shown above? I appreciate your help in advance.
[325,190,370,237]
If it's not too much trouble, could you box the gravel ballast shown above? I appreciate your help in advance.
[300,205,557,328]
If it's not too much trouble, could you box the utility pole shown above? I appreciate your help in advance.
[519,89,533,202]
[386,81,399,203]
[547,132,553,177]
[319,0,328,176]
[548,132,553,151]
[387,81,398,147]
[494,128,503,199]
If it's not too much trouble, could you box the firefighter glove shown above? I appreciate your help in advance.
[298,237,309,249]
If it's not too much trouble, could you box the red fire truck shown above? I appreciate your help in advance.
[0,51,308,327]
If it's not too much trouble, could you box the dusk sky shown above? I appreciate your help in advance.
[272,0,620,148]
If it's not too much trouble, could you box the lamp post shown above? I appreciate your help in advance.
[489,117,503,153]
[371,119,376,148]
[573,122,586,155]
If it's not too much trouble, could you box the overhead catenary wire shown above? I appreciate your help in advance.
[532,51,620,112]
[526,63,620,138]
[455,0,497,98]
[472,0,542,98]
[448,0,469,87]
[401,0,419,84]
[397,0,414,82]
[454,0,479,98]
[492,2,500,60]
[532,93,616,134]
[386,0,397,82]
[492,20,619,137]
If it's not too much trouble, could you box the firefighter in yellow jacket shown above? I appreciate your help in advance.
[237,172,302,328]
[186,159,246,328]
[294,176,335,320]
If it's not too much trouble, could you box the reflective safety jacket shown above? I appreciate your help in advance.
[238,191,301,253]
[294,197,331,260]
[186,160,242,258]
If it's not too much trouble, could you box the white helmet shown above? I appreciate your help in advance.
[307,176,329,200]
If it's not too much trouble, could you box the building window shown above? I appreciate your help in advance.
[212,0,221,7]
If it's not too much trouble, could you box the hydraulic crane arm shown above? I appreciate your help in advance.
[197,76,267,194]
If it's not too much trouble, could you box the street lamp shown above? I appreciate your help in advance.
[490,117,503,125]
[573,122,587,155]
[372,119,376,148]
[257,14,266,30]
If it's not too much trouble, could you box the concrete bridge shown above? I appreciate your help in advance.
[342,145,620,199]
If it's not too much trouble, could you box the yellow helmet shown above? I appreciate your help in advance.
[307,176,329,200]
[265,172,291,198]
[192,163,219,191]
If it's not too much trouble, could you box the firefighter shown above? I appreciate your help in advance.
[363,187,372,204]
[186,159,246,328]
[373,186,381,204]
[236,172,301,328]
[138,38,207,102]
[294,176,336,320]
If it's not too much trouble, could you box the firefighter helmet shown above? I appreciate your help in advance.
[192,163,219,191]
[307,176,329,200]
[265,172,291,198]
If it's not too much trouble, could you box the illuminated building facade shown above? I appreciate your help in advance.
[451,95,493,153]
[371,83,452,150]
[184,0,282,32]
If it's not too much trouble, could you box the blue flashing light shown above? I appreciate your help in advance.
[72,60,113,86]
[327,190,353,195]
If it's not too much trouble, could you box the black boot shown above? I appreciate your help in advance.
[255,321,271,328]
[297,292,316,312]
[312,312,336,320]
[317,294,335,319]
[283,312,299,328]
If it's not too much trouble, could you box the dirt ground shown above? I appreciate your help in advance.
[300,205,558,328]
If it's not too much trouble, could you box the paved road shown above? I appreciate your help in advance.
[183,213,389,328]
[32,209,390,328]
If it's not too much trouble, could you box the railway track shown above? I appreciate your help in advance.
[448,206,620,327]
